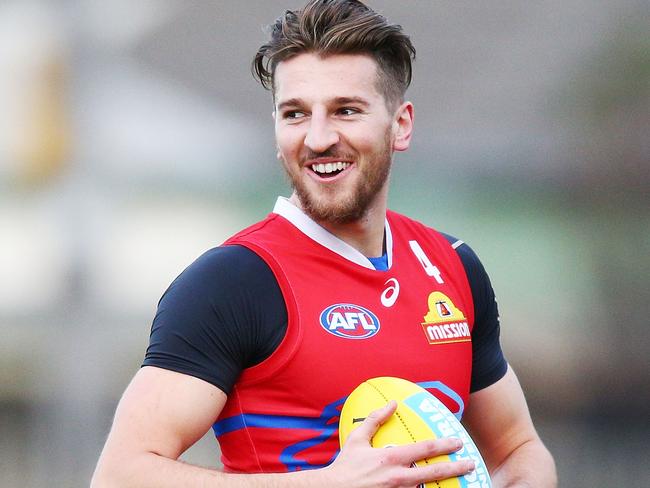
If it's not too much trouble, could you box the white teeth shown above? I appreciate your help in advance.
[312,162,351,174]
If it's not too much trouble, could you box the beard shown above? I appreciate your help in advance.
[285,129,393,225]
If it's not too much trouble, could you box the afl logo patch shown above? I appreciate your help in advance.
[319,304,380,339]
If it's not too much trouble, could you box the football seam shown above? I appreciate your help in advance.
[367,381,442,488]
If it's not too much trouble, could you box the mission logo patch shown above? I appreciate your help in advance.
[421,292,471,345]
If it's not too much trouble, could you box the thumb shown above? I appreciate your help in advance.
[348,400,397,444]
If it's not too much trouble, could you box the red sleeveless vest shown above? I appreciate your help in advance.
[214,198,474,473]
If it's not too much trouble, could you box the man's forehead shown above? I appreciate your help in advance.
[273,53,382,105]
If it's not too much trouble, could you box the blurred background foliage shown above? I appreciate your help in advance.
[0,1,648,486]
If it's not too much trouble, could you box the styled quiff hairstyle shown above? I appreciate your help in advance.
[253,0,416,107]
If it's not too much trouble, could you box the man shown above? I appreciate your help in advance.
[92,1,556,486]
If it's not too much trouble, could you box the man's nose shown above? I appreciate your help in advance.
[304,113,339,153]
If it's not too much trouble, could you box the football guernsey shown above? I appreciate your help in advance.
[213,197,476,472]
[143,197,508,473]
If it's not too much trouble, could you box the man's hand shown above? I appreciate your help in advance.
[323,400,476,487]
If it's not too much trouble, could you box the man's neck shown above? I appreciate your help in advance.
[289,193,388,258]
[317,208,386,258]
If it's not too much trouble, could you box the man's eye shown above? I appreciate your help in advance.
[338,107,359,116]
[284,111,306,120]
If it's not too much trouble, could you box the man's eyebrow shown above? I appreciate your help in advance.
[333,96,370,107]
[276,98,303,112]
[276,96,371,112]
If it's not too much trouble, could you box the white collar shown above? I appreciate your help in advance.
[272,196,393,270]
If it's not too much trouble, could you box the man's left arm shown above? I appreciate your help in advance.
[462,365,557,488]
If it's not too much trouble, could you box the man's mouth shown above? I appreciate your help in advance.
[310,161,352,178]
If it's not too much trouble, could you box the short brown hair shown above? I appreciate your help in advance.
[253,0,416,107]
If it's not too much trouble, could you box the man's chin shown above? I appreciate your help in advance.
[302,200,366,225]
[292,183,371,224]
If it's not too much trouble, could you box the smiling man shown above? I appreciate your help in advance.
[274,53,399,232]
[92,1,556,487]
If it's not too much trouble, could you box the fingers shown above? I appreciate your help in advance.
[380,439,476,485]
[386,437,464,465]
[347,400,398,443]
[405,458,476,486]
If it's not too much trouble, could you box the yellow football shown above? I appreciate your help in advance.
[339,376,491,488]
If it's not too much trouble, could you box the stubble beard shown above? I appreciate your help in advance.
[286,130,393,225]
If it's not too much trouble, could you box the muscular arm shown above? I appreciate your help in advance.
[92,367,230,487]
[463,366,557,488]
[91,366,475,487]
[91,366,326,487]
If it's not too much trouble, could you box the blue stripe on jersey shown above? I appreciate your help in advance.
[213,395,346,471]
[213,413,337,436]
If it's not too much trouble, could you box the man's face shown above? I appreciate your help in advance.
[273,53,409,224]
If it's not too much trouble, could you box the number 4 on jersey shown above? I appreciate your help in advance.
[409,240,444,284]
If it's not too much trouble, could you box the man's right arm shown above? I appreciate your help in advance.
[91,366,475,488]
[92,366,335,487]
[92,366,228,487]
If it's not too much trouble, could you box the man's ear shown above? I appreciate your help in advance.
[392,101,414,152]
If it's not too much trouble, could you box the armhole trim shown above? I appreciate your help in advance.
[225,241,303,387]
